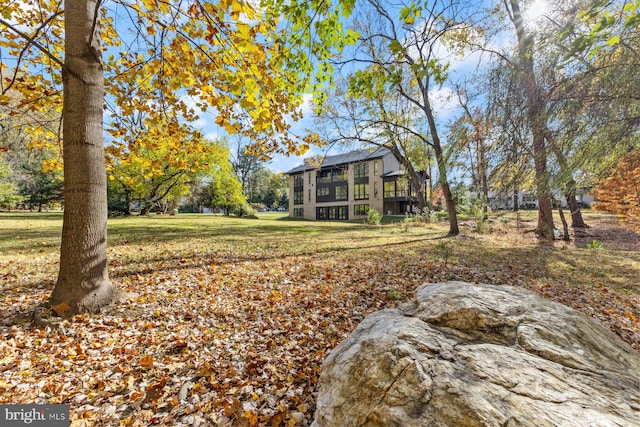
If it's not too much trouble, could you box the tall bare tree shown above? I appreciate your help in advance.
[327,0,483,235]
[502,0,555,239]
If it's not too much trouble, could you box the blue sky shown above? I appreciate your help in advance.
[4,0,548,175]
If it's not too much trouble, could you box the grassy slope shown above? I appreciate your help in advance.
[0,211,638,425]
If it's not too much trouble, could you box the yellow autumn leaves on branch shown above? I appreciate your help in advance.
[1,0,354,165]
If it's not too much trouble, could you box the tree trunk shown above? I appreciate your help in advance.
[479,143,489,221]
[533,131,555,240]
[50,0,117,315]
[565,189,588,228]
[513,188,519,211]
[421,90,458,235]
[434,143,459,236]
[386,144,428,211]
[558,207,570,241]
[125,187,132,216]
[508,0,554,239]
[548,139,589,229]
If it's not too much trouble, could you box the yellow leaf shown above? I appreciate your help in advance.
[142,0,157,9]
[237,22,250,40]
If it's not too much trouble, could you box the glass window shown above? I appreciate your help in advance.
[354,163,369,179]
[332,168,348,182]
[317,206,348,220]
[397,181,407,198]
[294,190,303,205]
[338,206,347,220]
[354,204,369,215]
[354,183,369,200]
[374,160,379,176]
[317,187,329,197]
[374,182,379,198]
[384,181,395,198]
[317,170,331,184]
[294,174,303,187]
[336,185,348,200]
[293,208,304,217]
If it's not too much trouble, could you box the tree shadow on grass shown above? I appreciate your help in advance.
[108,234,445,280]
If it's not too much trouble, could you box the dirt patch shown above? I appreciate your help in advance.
[572,213,640,252]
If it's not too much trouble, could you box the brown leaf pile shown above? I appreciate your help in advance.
[1,213,638,426]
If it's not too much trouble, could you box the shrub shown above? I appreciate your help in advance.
[233,204,258,218]
[433,240,453,268]
[588,239,604,250]
[366,208,382,225]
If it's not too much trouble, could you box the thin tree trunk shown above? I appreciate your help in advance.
[558,207,570,241]
[386,144,427,210]
[434,143,459,236]
[548,140,589,229]
[50,0,117,315]
[480,143,489,221]
[125,187,132,216]
[421,91,458,235]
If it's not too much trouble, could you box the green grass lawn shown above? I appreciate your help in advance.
[0,210,638,425]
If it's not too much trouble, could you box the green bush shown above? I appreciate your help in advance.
[475,219,492,233]
[588,239,604,250]
[366,208,383,225]
[233,204,258,218]
[433,240,453,267]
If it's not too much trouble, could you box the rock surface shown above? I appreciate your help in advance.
[312,282,640,427]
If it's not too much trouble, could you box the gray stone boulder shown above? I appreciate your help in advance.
[312,282,640,427]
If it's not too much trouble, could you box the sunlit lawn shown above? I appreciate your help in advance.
[0,209,638,425]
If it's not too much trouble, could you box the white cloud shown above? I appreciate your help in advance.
[429,86,458,120]
[204,131,220,141]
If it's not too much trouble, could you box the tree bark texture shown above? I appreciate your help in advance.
[565,189,588,228]
[421,89,459,235]
[50,0,117,315]
[508,0,555,239]
[432,141,459,236]
[549,142,589,228]
[558,207,570,241]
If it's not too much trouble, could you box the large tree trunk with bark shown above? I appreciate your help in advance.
[50,0,117,315]
[565,188,588,228]
[532,130,555,239]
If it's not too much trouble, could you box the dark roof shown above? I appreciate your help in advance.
[380,170,404,178]
[381,170,430,180]
[286,147,391,174]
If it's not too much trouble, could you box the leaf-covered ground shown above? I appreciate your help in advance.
[1,211,638,426]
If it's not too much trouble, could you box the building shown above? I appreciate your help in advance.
[285,147,427,220]
[488,188,595,210]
